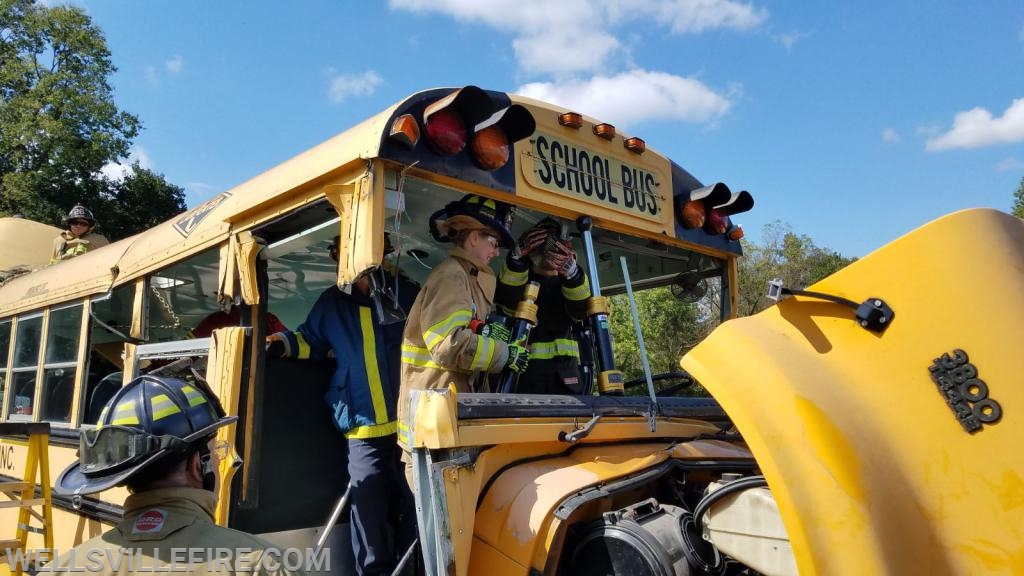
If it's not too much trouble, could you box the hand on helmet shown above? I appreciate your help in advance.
[505,343,530,374]
[514,226,550,260]
[543,238,578,278]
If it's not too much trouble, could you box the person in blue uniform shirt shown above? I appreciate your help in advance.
[267,234,418,576]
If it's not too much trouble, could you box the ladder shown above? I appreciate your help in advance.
[0,423,53,576]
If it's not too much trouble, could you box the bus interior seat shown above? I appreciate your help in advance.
[84,371,123,425]
[44,372,76,422]
[230,356,348,534]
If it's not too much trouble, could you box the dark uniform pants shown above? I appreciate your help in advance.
[348,434,416,576]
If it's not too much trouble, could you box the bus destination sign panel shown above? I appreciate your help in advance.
[523,132,663,222]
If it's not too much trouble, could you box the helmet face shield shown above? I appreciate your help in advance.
[80,426,187,477]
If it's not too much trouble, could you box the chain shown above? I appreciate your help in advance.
[150,285,182,329]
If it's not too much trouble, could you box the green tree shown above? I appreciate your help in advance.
[102,164,186,237]
[607,221,854,391]
[1012,176,1024,219]
[1,0,185,239]
[736,221,855,317]
[609,287,706,385]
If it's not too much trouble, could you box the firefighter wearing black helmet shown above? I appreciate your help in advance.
[495,217,591,394]
[50,203,109,263]
[40,376,305,576]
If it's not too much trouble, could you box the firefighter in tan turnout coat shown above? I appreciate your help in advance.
[398,195,530,444]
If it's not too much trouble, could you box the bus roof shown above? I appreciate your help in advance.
[0,86,747,315]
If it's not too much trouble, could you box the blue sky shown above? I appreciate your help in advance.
[70,0,1024,257]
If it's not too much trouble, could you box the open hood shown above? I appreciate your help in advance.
[682,208,1024,575]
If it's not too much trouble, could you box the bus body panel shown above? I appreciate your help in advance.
[682,208,1024,574]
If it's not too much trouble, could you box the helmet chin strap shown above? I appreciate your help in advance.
[198,445,216,491]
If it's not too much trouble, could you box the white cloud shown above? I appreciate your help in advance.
[995,157,1024,172]
[518,70,733,127]
[165,55,184,75]
[327,70,383,104]
[611,0,767,34]
[773,30,810,51]
[881,128,901,144]
[389,0,767,76]
[100,147,153,182]
[926,98,1024,151]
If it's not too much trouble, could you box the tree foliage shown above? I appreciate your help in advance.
[608,221,854,385]
[736,221,855,317]
[1012,176,1024,219]
[0,0,185,239]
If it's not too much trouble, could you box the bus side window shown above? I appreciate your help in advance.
[9,314,42,419]
[39,303,83,424]
[0,320,10,409]
[147,247,222,343]
[84,285,134,426]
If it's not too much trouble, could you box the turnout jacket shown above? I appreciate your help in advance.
[275,273,418,439]
[495,255,590,394]
[39,487,303,576]
[50,229,109,263]
[399,247,509,442]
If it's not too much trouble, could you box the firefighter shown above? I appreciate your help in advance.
[398,194,529,437]
[266,234,418,576]
[50,203,109,263]
[495,218,590,394]
[43,376,302,576]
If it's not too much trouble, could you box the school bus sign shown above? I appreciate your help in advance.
[522,132,665,222]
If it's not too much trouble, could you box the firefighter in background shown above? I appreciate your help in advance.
[50,203,109,263]
[495,218,590,394]
[267,234,418,576]
[398,195,529,438]
[44,376,301,576]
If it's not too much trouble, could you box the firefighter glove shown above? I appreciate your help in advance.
[513,226,550,260]
[481,321,512,343]
[505,343,530,374]
[544,238,578,278]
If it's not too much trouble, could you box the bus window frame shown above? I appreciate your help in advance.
[6,311,43,422]
[38,301,87,426]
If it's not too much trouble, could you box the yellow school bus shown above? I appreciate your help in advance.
[0,85,1020,576]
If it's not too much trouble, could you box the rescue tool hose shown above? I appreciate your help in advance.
[577,216,623,395]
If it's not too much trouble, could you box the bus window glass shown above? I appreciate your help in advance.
[40,303,82,423]
[147,247,222,342]
[85,286,134,425]
[261,199,339,328]
[10,314,42,418]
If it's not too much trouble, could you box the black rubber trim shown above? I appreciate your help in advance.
[458,393,728,421]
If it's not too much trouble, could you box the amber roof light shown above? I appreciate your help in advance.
[593,123,616,140]
[623,137,645,154]
[558,112,583,129]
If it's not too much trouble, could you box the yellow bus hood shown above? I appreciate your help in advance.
[682,209,1024,575]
